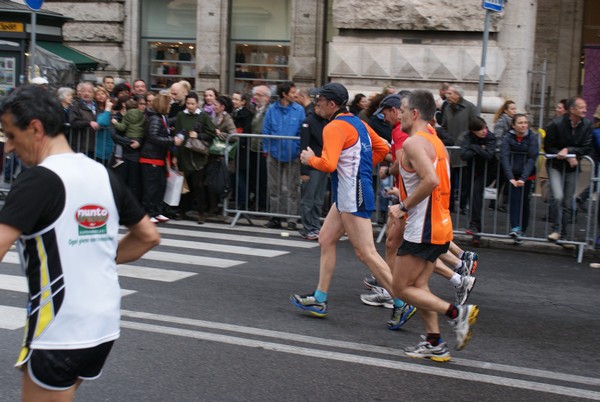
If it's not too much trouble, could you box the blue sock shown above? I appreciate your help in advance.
[393,298,405,308]
[314,289,327,303]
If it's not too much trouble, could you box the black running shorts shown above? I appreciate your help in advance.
[25,341,115,391]
[397,240,450,262]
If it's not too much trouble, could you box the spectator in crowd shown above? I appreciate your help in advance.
[461,116,497,238]
[576,104,600,211]
[349,93,368,116]
[57,87,74,125]
[93,86,114,165]
[248,85,272,211]
[133,79,147,96]
[544,96,592,241]
[501,114,539,244]
[168,81,189,118]
[262,81,306,229]
[113,82,131,100]
[382,85,397,95]
[111,98,147,151]
[69,81,98,157]
[298,89,328,240]
[103,75,116,97]
[173,92,217,224]
[231,91,254,209]
[435,82,450,125]
[212,95,236,137]
[140,93,183,223]
[555,99,568,117]
[111,94,144,202]
[441,84,479,213]
[202,88,219,118]
[493,100,517,149]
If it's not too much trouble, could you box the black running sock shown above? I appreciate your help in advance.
[426,333,441,346]
[445,304,459,319]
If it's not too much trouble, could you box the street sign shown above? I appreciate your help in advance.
[24,0,44,11]
[482,0,503,12]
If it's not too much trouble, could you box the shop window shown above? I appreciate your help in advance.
[148,41,195,91]
[231,42,289,94]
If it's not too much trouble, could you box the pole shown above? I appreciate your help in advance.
[538,57,547,129]
[477,9,491,113]
[29,10,36,82]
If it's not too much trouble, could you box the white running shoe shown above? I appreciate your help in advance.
[455,276,476,305]
[360,286,393,309]
[450,304,479,350]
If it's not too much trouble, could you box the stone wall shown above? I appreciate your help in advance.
[332,0,501,32]
[533,0,584,118]
[43,0,129,78]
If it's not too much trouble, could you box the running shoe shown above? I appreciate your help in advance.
[449,304,479,350]
[155,214,170,223]
[363,275,379,290]
[387,303,417,330]
[461,251,479,275]
[289,293,328,317]
[360,286,393,309]
[404,337,451,362]
[455,261,470,278]
[455,276,476,305]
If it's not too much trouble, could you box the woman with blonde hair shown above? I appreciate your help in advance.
[139,93,184,223]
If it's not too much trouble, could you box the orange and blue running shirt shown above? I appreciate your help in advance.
[399,129,453,244]
[308,112,389,213]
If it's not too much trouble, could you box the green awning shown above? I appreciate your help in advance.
[37,41,106,70]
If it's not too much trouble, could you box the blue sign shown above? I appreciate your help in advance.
[482,0,503,12]
[24,0,44,11]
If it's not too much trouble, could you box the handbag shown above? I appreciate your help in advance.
[208,137,228,156]
[204,159,230,197]
[163,168,184,206]
[185,137,209,155]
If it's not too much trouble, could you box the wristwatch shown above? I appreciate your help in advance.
[399,201,408,213]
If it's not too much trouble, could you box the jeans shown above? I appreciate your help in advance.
[267,156,300,216]
[300,169,329,233]
[508,180,533,232]
[547,164,577,235]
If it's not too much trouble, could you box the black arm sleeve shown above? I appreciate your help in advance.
[0,167,65,235]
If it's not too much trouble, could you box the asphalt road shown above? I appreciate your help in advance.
[0,220,599,401]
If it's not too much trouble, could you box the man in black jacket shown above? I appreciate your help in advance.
[544,96,592,241]
[298,88,328,240]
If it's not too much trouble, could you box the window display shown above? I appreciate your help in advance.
[231,42,289,93]
[149,41,195,91]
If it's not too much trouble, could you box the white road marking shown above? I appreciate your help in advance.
[154,226,318,249]
[120,310,600,388]
[157,237,287,257]
[0,306,25,330]
[136,250,244,268]
[0,274,136,298]
[118,266,196,282]
[120,319,600,401]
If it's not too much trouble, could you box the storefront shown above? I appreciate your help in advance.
[0,0,105,92]
[139,0,309,94]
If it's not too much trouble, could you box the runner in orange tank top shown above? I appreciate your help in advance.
[388,90,479,362]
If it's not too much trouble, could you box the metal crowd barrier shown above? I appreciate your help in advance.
[224,133,303,227]
[446,145,597,263]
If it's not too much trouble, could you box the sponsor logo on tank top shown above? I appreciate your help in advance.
[76,205,109,235]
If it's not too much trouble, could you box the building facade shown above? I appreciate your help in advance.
[13,0,600,122]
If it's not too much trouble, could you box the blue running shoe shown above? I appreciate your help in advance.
[290,293,328,317]
[387,304,417,330]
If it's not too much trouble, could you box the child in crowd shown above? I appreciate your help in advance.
[111,98,147,166]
